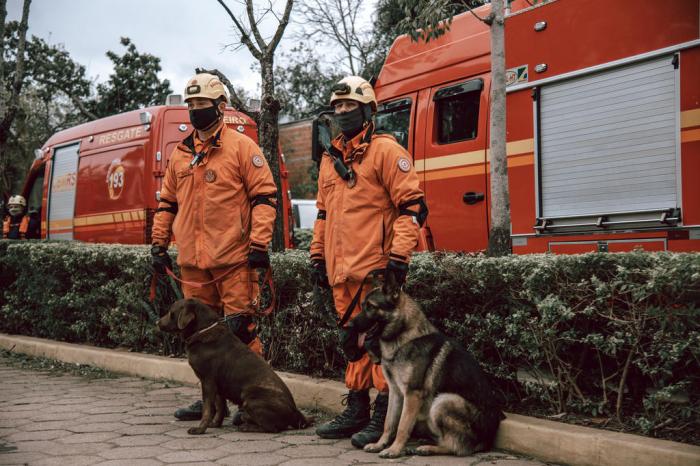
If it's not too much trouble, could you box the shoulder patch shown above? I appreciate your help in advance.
[252,155,265,168]
[397,157,411,173]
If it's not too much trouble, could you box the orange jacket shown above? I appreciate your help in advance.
[151,123,277,269]
[310,126,425,286]
[3,215,28,239]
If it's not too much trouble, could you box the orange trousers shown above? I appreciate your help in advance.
[333,281,388,393]
[180,264,262,356]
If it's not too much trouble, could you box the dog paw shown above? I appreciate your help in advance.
[364,442,385,453]
[378,447,403,458]
[187,427,206,435]
[412,445,435,456]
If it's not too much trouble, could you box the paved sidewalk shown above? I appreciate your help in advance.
[0,357,551,466]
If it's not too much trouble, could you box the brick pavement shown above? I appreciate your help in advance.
[0,357,551,466]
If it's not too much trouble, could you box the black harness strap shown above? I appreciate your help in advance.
[398,197,428,227]
[316,210,326,220]
[156,198,179,215]
[251,194,277,209]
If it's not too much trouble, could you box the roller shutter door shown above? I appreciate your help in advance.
[538,55,678,220]
[48,143,79,240]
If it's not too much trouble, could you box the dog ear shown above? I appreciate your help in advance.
[177,304,195,330]
[382,270,401,305]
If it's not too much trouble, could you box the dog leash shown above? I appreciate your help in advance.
[337,268,384,328]
[149,263,276,316]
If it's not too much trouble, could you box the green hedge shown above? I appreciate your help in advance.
[0,240,698,442]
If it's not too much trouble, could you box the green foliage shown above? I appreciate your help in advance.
[293,228,313,250]
[90,37,172,118]
[1,24,171,195]
[275,44,343,120]
[1,241,698,442]
[378,0,483,45]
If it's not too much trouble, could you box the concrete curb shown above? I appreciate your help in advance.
[1,333,699,466]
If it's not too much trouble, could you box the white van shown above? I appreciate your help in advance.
[292,199,318,229]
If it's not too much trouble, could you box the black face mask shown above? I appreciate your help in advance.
[189,104,221,131]
[335,106,365,139]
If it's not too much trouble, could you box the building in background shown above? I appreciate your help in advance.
[278,118,316,200]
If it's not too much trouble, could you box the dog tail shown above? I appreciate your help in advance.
[293,409,314,429]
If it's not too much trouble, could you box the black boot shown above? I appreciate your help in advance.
[316,390,370,439]
[351,392,388,449]
[174,400,230,421]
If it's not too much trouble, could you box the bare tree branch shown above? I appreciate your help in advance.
[459,0,493,24]
[294,0,371,75]
[195,67,260,122]
[245,0,267,50]
[267,0,294,55]
[215,0,263,61]
[65,91,98,121]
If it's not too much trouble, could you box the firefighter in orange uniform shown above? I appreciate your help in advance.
[150,72,277,424]
[310,76,427,447]
[2,195,29,240]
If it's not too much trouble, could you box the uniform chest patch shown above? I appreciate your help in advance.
[204,169,217,183]
[397,158,411,173]
[252,155,265,168]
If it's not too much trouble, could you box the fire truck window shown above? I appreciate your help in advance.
[375,99,412,149]
[27,172,44,214]
[436,90,480,144]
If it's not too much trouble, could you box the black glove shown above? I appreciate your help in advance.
[310,259,329,289]
[225,314,256,345]
[248,249,270,270]
[150,245,172,274]
[339,325,365,362]
[385,259,409,287]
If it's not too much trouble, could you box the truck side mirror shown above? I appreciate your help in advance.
[311,109,335,165]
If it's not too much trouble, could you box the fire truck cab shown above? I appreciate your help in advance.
[21,102,294,247]
[362,0,700,253]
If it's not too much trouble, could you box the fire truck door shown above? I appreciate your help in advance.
[421,76,490,251]
[47,143,79,240]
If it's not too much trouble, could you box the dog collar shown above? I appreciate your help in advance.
[185,320,222,345]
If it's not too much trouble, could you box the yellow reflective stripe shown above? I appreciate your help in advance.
[416,138,534,172]
[680,108,700,129]
[423,153,534,182]
[48,219,73,229]
[73,209,146,227]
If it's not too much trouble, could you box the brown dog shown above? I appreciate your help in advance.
[157,298,312,435]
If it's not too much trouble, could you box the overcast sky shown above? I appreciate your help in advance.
[6,0,376,99]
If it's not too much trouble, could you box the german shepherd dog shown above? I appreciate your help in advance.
[157,298,312,435]
[350,273,505,458]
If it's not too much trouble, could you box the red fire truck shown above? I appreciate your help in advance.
[19,100,294,247]
[360,0,699,253]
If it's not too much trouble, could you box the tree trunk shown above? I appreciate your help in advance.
[0,0,31,197]
[259,57,285,251]
[486,0,511,257]
[0,0,7,88]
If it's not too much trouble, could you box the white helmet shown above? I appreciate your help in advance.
[8,195,26,207]
[7,195,26,217]
[184,73,229,104]
[329,76,377,112]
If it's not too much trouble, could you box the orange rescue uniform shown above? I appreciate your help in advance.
[310,125,424,391]
[3,216,29,240]
[151,122,277,355]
